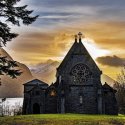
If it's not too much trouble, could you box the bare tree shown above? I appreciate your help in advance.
[0,99,23,116]
[13,102,22,115]
[114,66,125,114]
[0,98,6,116]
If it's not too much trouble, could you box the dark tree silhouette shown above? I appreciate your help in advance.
[113,66,125,114]
[0,56,22,78]
[0,0,38,46]
[0,0,38,79]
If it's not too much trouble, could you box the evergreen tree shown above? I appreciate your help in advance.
[0,56,22,79]
[0,0,38,79]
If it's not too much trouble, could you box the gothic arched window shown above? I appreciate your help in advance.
[79,95,83,104]
[71,63,92,84]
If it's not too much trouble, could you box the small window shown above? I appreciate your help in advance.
[61,90,64,94]
[50,90,56,96]
[36,91,40,95]
[79,96,83,104]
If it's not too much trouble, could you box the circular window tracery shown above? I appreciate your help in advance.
[71,63,92,84]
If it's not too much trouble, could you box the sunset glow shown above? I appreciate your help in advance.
[83,38,110,59]
[2,0,125,80]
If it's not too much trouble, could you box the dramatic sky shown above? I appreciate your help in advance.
[4,0,125,80]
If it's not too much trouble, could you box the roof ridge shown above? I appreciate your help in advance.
[57,40,101,73]
[23,79,48,85]
[57,41,78,71]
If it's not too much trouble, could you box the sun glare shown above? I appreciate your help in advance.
[82,38,110,60]
[60,37,110,62]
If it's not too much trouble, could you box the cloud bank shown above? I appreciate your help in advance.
[96,55,125,67]
[3,0,125,80]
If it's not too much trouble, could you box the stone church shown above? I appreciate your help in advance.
[23,33,118,115]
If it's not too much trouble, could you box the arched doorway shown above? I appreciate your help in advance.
[33,103,40,114]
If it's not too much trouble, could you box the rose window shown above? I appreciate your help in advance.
[71,64,92,84]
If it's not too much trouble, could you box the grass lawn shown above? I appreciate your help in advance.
[0,114,125,125]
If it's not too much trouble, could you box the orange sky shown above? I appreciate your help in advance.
[3,0,125,80]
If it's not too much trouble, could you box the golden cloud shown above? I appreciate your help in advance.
[5,21,125,68]
[96,55,125,67]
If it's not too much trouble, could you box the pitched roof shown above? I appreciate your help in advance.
[103,82,116,92]
[23,79,48,86]
[57,40,101,73]
[26,84,48,93]
[57,41,77,71]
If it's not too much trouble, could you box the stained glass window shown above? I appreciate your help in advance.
[71,63,92,84]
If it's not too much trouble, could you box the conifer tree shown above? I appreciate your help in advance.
[0,0,38,79]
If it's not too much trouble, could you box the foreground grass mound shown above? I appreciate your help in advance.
[0,114,125,125]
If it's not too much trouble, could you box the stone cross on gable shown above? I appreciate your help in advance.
[78,32,82,39]
[78,32,83,42]
[75,32,84,42]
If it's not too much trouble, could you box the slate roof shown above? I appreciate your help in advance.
[103,82,117,93]
[57,40,101,73]
[23,79,48,86]
[26,85,48,93]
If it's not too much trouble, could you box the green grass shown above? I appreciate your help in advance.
[0,114,125,125]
